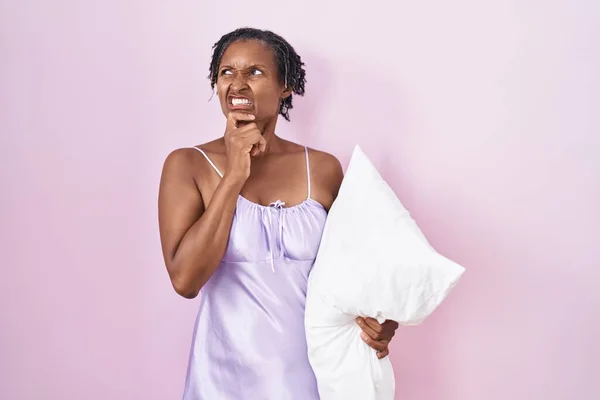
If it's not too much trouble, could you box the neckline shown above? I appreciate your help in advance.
[237,194,325,211]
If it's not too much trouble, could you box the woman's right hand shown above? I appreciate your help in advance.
[223,112,267,183]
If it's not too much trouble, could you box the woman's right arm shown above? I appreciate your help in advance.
[158,113,265,299]
[158,149,243,298]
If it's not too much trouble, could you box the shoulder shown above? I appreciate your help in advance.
[160,139,226,193]
[279,139,343,182]
[308,147,343,179]
[308,147,342,167]
[307,147,344,198]
[162,139,225,172]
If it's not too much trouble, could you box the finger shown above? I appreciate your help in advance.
[363,317,385,333]
[248,134,265,157]
[360,332,388,351]
[227,112,255,129]
[227,112,255,128]
[237,122,259,133]
[377,347,390,359]
[383,319,400,330]
[250,139,266,157]
[364,317,396,340]
[356,317,384,341]
[257,136,267,153]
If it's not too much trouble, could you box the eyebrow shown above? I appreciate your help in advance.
[219,64,269,71]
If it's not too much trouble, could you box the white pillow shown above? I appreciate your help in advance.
[305,145,465,400]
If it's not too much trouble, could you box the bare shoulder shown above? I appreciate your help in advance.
[278,139,343,186]
[159,140,228,212]
[162,139,225,177]
[306,147,344,207]
[162,146,196,170]
[308,147,343,183]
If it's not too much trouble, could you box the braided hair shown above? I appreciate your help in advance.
[208,27,306,121]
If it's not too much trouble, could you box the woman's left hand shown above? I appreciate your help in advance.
[356,317,399,359]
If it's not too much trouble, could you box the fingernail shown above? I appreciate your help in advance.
[360,332,368,340]
[356,317,363,324]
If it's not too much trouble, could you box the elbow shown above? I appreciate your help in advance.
[166,255,216,299]
[171,277,201,299]
[168,267,202,299]
[177,289,200,300]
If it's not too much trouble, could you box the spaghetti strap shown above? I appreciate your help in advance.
[304,147,311,199]
[190,147,224,178]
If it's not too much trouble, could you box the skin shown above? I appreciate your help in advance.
[158,39,398,359]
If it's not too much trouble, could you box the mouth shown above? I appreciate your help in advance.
[228,95,253,110]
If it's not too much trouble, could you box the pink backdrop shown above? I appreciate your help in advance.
[2,1,599,399]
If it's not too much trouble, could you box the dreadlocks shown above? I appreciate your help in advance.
[208,27,306,122]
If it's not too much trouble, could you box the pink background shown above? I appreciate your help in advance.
[2,1,599,399]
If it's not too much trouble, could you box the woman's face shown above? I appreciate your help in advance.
[216,39,289,124]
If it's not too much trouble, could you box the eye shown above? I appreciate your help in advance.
[251,69,263,75]
[220,69,233,76]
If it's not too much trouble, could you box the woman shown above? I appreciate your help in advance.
[158,27,399,399]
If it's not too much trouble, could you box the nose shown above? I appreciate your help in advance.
[230,72,249,91]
